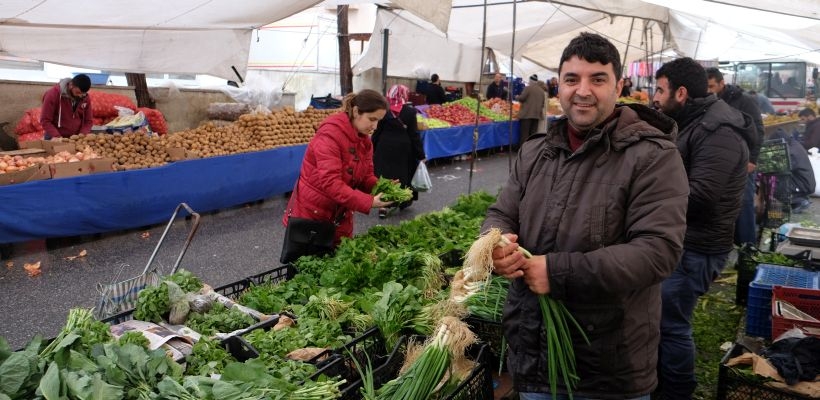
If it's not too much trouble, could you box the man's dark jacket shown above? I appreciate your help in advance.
[675,95,750,254]
[718,84,763,164]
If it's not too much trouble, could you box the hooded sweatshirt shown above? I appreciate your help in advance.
[40,78,93,139]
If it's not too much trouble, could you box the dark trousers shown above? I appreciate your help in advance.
[519,118,540,146]
[658,249,729,400]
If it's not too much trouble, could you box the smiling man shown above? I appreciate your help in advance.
[482,32,689,399]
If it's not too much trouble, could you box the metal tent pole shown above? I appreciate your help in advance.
[468,0,489,194]
[507,0,517,173]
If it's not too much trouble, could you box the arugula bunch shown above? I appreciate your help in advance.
[371,177,413,203]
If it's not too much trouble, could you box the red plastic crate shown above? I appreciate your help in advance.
[771,285,820,340]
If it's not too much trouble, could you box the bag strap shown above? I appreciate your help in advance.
[291,177,346,227]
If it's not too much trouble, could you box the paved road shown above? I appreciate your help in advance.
[0,151,517,349]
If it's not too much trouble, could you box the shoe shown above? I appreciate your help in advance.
[792,199,811,214]
[378,208,388,219]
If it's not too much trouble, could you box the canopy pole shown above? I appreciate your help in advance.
[381,28,390,95]
[507,0,517,173]
[622,17,635,79]
[643,24,651,94]
[648,25,655,91]
[468,0,489,195]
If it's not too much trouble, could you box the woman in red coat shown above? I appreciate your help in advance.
[282,89,394,246]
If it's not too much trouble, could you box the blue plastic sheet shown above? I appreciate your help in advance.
[0,145,306,243]
[420,121,520,160]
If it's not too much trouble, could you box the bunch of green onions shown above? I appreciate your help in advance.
[376,316,474,400]
[464,228,589,399]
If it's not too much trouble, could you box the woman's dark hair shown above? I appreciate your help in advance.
[655,57,709,99]
[559,32,622,80]
[342,89,388,120]
[431,73,440,83]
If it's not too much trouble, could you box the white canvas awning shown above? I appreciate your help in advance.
[0,1,323,80]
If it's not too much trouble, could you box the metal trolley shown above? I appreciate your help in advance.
[94,203,201,320]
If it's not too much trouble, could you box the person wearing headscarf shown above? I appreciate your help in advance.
[372,84,426,218]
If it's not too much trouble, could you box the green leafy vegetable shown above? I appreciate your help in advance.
[372,177,413,203]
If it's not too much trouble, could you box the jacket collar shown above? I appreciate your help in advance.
[544,104,677,159]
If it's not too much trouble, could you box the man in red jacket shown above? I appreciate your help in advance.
[40,74,93,139]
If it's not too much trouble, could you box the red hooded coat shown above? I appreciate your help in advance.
[282,112,378,244]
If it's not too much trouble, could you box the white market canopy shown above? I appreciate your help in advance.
[355,0,820,82]
[0,0,324,80]
[1,0,819,82]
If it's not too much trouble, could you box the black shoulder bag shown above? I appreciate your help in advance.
[280,181,345,264]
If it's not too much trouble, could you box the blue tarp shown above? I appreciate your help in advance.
[0,145,306,243]
[0,121,520,243]
[420,121,520,160]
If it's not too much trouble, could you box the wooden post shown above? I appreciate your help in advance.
[125,73,155,109]
[337,5,353,95]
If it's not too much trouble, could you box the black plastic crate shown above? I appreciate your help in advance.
[438,249,465,268]
[464,316,506,370]
[305,353,348,383]
[757,140,791,174]
[734,245,811,306]
[340,337,493,400]
[221,335,258,362]
[338,334,408,400]
[332,327,391,386]
[717,343,813,400]
[443,343,493,400]
[246,264,297,286]
[214,279,250,300]
[101,308,135,325]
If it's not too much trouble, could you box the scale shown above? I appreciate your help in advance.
[775,226,820,268]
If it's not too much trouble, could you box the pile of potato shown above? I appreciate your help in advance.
[68,106,339,171]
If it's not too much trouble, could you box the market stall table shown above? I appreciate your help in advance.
[420,120,520,160]
[0,145,306,243]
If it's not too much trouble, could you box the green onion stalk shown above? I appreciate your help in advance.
[377,316,474,400]
[39,307,100,359]
[465,228,589,400]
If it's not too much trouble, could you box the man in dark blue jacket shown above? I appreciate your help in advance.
[654,58,751,400]
[706,67,763,248]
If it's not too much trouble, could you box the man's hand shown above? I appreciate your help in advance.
[491,234,550,294]
[747,162,756,174]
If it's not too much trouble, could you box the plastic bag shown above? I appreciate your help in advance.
[808,148,820,197]
[411,161,432,192]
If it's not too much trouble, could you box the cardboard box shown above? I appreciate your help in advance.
[49,160,91,179]
[19,140,76,155]
[0,148,47,158]
[167,147,200,161]
[42,141,76,155]
[88,158,116,174]
[19,140,45,150]
[0,164,51,186]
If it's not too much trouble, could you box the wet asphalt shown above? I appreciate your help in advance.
[0,150,517,349]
